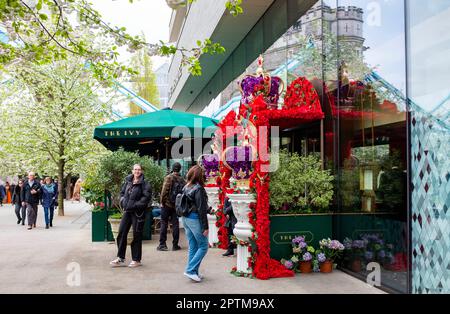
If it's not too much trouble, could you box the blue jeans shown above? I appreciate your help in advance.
[43,206,54,225]
[182,217,209,275]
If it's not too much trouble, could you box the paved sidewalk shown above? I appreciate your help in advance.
[0,202,383,294]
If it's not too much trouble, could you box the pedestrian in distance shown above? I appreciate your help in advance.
[157,162,186,251]
[178,165,209,282]
[110,164,152,268]
[71,178,82,203]
[5,181,12,204]
[53,178,59,211]
[41,177,58,229]
[0,182,5,207]
[12,179,26,225]
[21,172,41,230]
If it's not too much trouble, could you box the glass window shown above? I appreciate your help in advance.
[332,0,408,293]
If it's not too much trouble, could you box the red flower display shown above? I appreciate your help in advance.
[216,76,324,280]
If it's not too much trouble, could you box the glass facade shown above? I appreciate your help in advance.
[206,0,449,293]
[407,0,450,294]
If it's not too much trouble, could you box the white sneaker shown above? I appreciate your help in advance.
[184,272,201,282]
[110,258,126,267]
[128,261,142,268]
[197,273,204,279]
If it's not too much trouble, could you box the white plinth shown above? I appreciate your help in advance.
[205,187,220,247]
[228,193,256,274]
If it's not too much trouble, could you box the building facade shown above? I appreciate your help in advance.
[167,0,450,294]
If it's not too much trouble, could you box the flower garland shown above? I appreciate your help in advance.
[216,76,324,280]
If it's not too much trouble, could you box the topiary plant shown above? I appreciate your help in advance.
[85,148,165,214]
[269,149,334,213]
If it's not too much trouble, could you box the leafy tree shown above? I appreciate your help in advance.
[129,42,160,114]
[0,54,118,215]
[0,0,238,78]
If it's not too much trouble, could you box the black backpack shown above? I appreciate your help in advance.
[175,185,198,217]
[170,176,184,204]
[175,192,188,217]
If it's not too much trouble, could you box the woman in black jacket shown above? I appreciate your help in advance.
[182,165,209,282]
[12,180,25,225]
[110,164,152,268]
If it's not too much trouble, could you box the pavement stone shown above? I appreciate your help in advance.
[0,201,384,294]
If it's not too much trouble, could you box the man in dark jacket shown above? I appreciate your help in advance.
[110,164,152,268]
[12,179,26,225]
[157,162,186,251]
[223,197,237,256]
[21,172,41,230]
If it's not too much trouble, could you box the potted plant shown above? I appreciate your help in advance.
[350,239,366,272]
[269,150,334,214]
[291,236,315,273]
[316,238,345,273]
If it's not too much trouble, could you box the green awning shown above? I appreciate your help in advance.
[94,108,218,147]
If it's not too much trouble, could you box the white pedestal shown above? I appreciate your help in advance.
[205,187,220,247]
[228,193,256,274]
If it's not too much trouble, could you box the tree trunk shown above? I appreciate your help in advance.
[65,174,72,201]
[58,159,65,216]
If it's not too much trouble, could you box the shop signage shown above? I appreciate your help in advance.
[103,130,141,137]
[272,231,313,245]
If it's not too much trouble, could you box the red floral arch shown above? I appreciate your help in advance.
[215,76,324,279]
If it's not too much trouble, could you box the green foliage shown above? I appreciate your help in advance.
[86,148,165,211]
[269,150,334,213]
[0,0,231,79]
[129,42,160,113]
[0,57,113,180]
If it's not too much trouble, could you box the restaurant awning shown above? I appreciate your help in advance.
[95,108,218,141]
[93,108,218,160]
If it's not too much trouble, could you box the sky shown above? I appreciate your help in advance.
[91,0,173,70]
[90,0,173,115]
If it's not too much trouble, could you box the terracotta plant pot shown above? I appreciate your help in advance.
[299,261,313,273]
[319,260,333,273]
[351,259,362,273]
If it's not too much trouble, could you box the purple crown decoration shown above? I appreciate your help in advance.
[238,55,284,107]
[223,146,254,190]
[198,154,219,179]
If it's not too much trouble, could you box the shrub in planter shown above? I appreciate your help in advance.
[269,150,333,214]
[84,148,165,219]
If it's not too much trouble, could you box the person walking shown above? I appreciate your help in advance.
[181,165,209,282]
[0,183,5,207]
[110,164,152,268]
[71,178,82,202]
[53,178,59,211]
[222,197,237,256]
[41,177,58,229]
[157,162,186,251]
[21,172,41,230]
[5,182,12,204]
[12,180,26,225]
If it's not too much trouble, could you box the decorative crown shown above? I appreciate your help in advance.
[238,55,284,107]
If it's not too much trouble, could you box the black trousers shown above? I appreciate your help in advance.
[227,225,236,251]
[159,206,179,246]
[14,203,26,221]
[116,211,145,262]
